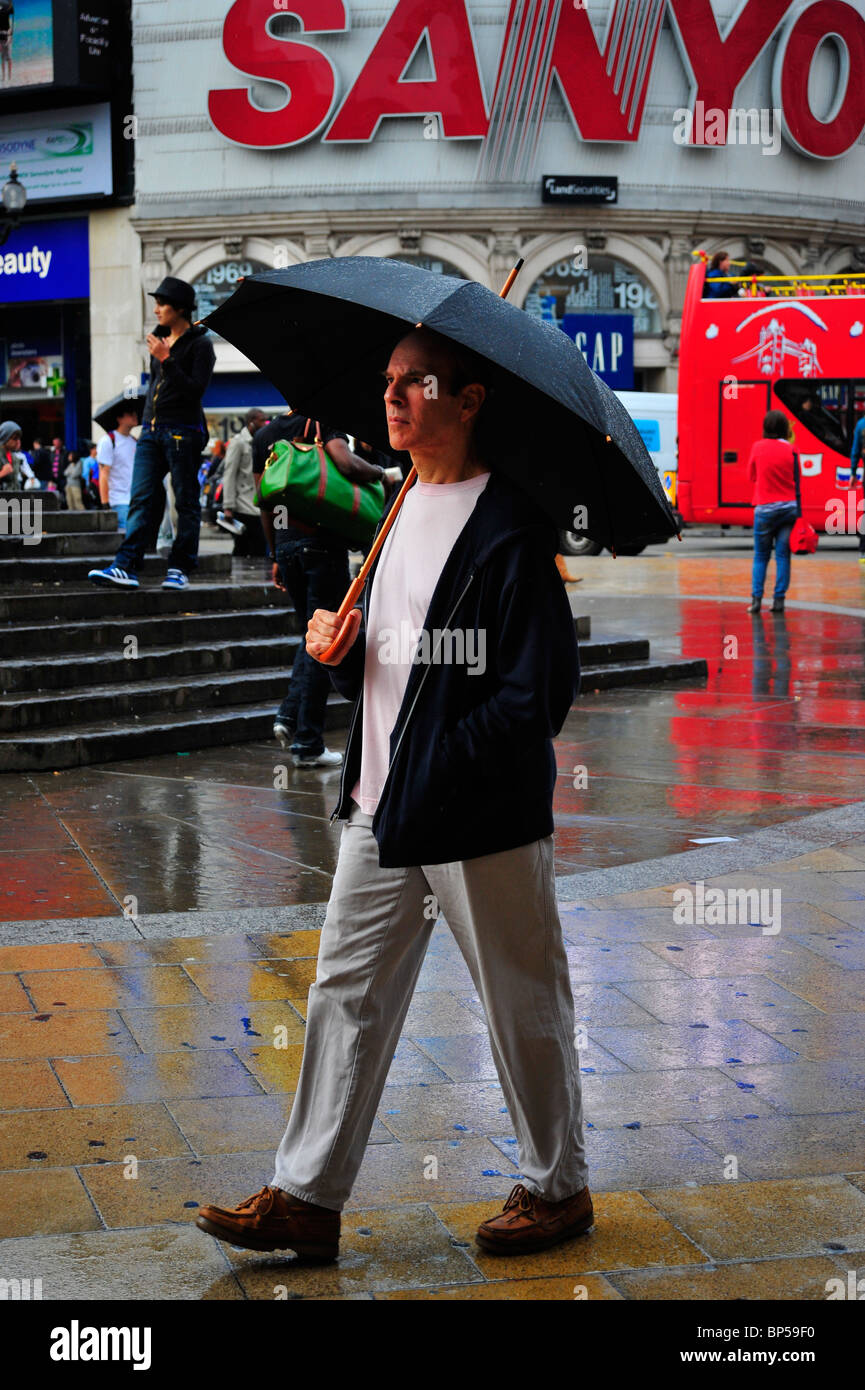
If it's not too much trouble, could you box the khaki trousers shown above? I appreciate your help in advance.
[272,804,589,1210]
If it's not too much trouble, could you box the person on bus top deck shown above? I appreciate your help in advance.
[748,408,801,616]
[704,251,739,299]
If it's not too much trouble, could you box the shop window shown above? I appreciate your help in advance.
[523,254,661,335]
[775,378,865,455]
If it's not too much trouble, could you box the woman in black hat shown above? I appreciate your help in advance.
[88,276,215,590]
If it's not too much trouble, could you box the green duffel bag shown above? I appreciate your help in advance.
[257,421,385,549]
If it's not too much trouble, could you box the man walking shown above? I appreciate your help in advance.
[198,326,592,1261]
[88,276,215,590]
[95,403,140,532]
[219,408,267,556]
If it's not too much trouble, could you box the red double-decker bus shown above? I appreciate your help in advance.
[677,261,865,533]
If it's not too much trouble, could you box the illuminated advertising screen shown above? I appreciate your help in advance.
[0,0,54,91]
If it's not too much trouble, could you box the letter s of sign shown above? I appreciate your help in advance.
[208,0,348,148]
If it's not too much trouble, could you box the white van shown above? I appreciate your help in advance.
[561,391,679,555]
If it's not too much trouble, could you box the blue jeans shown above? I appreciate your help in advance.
[752,502,798,601]
[275,532,349,757]
[113,503,129,531]
[113,423,205,575]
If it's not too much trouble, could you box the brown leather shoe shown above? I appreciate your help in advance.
[476,1182,594,1254]
[196,1185,339,1261]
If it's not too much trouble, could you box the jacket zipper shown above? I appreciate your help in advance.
[329,567,477,825]
[373,568,477,813]
[329,572,372,824]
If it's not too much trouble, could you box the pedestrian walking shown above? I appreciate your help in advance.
[0,420,23,490]
[748,409,801,614]
[95,405,140,532]
[49,435,67,496]
[63,452,84,510]
[850,412,865,565]
[0,2,13,84]
[88,276,215,590]
[197,325,592,1261]
[218,408,267,555]
[29,438,52,488]
[253,409,393,767]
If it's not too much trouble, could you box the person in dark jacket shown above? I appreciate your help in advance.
[253,410,396,767]
[198,327,592,1265]
[88,276,215,590]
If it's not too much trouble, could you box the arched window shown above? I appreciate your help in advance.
[523,254,661,335]
[391,253,468,279]
[191,258,270,319]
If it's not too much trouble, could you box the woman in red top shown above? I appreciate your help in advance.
[747,410,800,614]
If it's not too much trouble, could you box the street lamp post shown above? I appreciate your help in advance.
[0,163,27,247]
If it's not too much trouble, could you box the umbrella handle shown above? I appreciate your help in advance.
[315,258,524,668]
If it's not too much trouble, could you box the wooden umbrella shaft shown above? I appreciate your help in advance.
[335,463,418,619]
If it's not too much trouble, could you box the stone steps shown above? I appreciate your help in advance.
[0,515,707,769]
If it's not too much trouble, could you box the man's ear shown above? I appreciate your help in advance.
[461,382,486,423]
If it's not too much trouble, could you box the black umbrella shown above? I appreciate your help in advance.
[204,256,677,550]
[93,390,147,432]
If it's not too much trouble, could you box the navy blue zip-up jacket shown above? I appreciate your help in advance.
[328,470,580,867]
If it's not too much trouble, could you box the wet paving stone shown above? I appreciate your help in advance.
[565,942,688,984]
[181,959,317,1003]
[375,1081,521,1141]
[0,1167,103,1239]
[613,975,821,1026]
[0,1010,138,1060]
[579,1066,780,1127]
[752,1011,865,1061]
[0,974,34,1012]
[588,1019,800,1071]
[0,1102,192,1170]
[119,1000,306,1053]
[680,1113,865,1180]
[80,1152,275,1229]
[642,1176,865,1261]
[21,965,207,1012]
[0,1225,244,1300]
[0,1059,70,1111]
[52,1049,264,1106]
[94,936,267,967]
[0,943,105,972]
[247,931,323,959]
[715,1059,865,1115]
[610,1254,847,1300]
[377,1273,623,1299]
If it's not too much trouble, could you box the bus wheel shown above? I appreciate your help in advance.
[560,530,603,557]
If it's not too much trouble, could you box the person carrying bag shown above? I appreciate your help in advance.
[748,410,802,615]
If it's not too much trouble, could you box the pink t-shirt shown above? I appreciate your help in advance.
[351,471,491,814]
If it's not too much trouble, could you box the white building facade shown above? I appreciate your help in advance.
[91,0,865,430]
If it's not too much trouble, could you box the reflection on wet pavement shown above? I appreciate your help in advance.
[5,548,865,916]
[3,549,865,1299]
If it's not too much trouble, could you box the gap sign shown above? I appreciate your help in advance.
[561,314,634,389]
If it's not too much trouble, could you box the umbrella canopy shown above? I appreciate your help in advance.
[93,390,147,433]
[205,257,677,549]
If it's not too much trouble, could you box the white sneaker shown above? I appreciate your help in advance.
[162,568,190,590]
[291,747,344,769]
[217,511,246,536]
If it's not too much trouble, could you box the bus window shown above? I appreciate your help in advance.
[774,378,859,455]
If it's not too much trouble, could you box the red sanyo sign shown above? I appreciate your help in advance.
[208,0,865,161]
